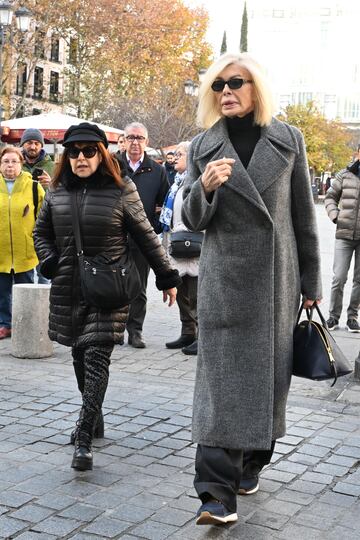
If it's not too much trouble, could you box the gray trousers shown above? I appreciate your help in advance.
[177,274,198,336]
[329,238,360,320]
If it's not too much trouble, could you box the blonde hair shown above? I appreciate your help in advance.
[0,146,24,164]
[197,53,274,129]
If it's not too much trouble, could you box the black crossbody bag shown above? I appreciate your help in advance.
[70,193,140,310]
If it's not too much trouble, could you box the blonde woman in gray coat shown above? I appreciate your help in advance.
[182,53,322,526]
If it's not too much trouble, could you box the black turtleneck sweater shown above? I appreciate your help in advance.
[226,112,261,169]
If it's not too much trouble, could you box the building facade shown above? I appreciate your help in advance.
[246,0,360,128]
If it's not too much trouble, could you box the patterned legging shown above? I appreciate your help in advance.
[71,344,114,430]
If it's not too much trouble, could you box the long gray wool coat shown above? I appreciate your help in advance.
[182,117,322,450]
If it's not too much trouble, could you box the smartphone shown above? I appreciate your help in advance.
[32,168,43,181]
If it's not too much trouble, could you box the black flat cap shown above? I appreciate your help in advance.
[63,122,108,148]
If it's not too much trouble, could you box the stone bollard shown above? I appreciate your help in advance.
[11,284,53,359]
[355,352,360,381]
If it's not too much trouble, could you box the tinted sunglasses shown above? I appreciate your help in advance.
[68,146,98,159]
[211,78,253,92]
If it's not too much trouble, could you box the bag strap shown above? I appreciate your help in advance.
[70,192,83,257]
[295,301,327,327]
[32,181,38,222]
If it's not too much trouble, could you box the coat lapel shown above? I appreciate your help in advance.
[195,117,300,217]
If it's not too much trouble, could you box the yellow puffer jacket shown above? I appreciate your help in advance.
[0,171,45,273]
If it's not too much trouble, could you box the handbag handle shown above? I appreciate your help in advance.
[70,193,83,257]
[295,301,327,327]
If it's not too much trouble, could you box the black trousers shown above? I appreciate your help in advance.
[126,246,150,335]
[176,275,198,336]
[194,442,275,513]
[72,344,114,431]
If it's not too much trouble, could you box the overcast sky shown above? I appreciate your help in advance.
[186,0,360,56]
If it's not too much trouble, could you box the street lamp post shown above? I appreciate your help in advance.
[0,2,31,122]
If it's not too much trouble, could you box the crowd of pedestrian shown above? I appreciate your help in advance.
[0,50,359,528]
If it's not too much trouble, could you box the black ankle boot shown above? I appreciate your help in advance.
[70,410,104,445]
[71,429,93,471]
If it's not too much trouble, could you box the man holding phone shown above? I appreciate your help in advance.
[20,128,55,284]
[20,128,55,189]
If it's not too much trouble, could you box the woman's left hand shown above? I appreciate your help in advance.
[163,288,177,307]
[303,297,322,309]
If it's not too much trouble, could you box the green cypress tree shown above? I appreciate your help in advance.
[240,2,248,52]
[220,30,227,55]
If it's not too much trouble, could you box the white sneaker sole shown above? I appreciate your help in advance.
[238,483,259,495]
[328,325,339,331]
[346,326,360,333]
[196,511,238,525]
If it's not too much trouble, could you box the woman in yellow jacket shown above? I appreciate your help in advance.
[0,146,45,339]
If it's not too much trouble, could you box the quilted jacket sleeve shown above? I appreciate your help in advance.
[33,190,59,279]
[123,179,181,290]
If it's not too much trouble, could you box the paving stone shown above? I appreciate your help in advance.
[246,510,290,530]
[261,469,297,483]
[0,491,34,508]
[128,493,171,511]
[32,515,79,536]
[324,526,360,540]
[35,493,78,510]
[148,482,187,499]
[58,503,103,521]
[10,503,54,522]
[332,482,360,497]
[15,533,58,540]
[152,507,193,526]
[318,491,357,507]
[262,499,302,517]
[277,523,329,540]
[0,516,27,537]
[272,461,307,475]
[82,516,131,537]
[130,520,178,540]
[287,480,325,495]
[110,504,155,523]
[297,444,330,457]
[313,462,348,476]
[335,445,360,459]
[326,454,358,467]
[301,471,334,484]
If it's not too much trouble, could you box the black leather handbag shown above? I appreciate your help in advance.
[71,194,141,310]
[293,302,352,387]
[169,231,204,258]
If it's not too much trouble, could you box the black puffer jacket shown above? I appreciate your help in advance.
[33,172,180,347]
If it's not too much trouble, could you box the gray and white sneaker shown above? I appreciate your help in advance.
[326,317,339,331]
[346,319,360,333]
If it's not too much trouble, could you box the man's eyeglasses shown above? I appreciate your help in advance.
[68,146,98,159]
[1,160,21,165]
[126,135,146,142]
[211,78,253,92]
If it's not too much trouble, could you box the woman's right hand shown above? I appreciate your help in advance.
[201,157,235,195]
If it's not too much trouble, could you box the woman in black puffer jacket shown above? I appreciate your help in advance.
[34,123,180,471]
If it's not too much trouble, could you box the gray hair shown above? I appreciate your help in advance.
[124,122,148,138]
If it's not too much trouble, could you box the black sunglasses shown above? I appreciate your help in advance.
[211,78,253,92]
[68,146,98,159]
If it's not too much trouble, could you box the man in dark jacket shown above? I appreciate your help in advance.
[325,155,360,332]
[20,128,55,189]
[21,128,55,284]
[164,151,176,186]
[119,122,169,348]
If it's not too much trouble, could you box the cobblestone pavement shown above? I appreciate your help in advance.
[1,204,360,540]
